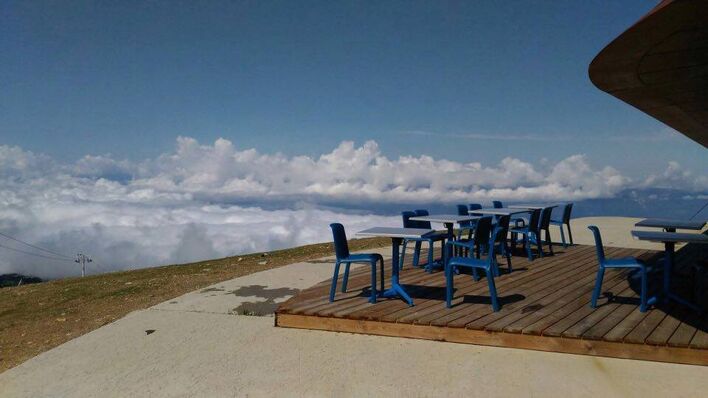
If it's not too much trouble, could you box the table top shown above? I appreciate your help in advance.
[469,208,531,216]
[507,204,559,210]
[631,230,708,244]
[409,214,482,224]
[356,227,434,239]
[635,218,706,230]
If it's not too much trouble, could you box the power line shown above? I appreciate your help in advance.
[0,243,74,262]
[0,231,73,260]
[689,201,708,220]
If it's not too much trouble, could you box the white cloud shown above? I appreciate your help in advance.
[0,138,704,279]
[643,161,708,192]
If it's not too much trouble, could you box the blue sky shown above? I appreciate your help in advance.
[1,0,705,179]
[1,1,707,277]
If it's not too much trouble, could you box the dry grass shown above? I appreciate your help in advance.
[0,237,390,372]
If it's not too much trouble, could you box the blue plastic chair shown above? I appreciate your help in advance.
[536,206,555,256]
[456,216,492,267]
[492,215,513,275]
[400,210,447,272]
[329,223,384,303]
[445,226,508,311]
[551,203,574,248]
[510,208,542,260]
[588,226,649,312]
[468,203,482,214]
[456,204,476,241]
[493,200,504,209]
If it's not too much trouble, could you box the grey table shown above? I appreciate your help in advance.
[469,208,532,216]
[409,214,482,239]
[508,204,559,210]
[635,218,706,232]
[631,230,708,311]
[356,227,434,306]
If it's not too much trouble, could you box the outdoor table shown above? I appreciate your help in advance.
[469,208,531,216]
[507,204,559,210]
[631,230,708,311]
[409,214,482,240]
[356,227,434,306]
[635,218,706,232]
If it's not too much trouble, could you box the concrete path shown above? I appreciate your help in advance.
[1,219,706,397]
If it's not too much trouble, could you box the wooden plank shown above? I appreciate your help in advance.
[561,286,635,339]
[275,313,708,366]
[623,305,673,344]
[668,320,698,347]
[454,247,617,330]
[512,250,646,336]
[646,309,684,346]
[689,318,708,349]
[430,246,599,328]
[396,246,587,325]
[538,249,651,338]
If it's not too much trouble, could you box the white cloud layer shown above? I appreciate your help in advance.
[0,138,704,279]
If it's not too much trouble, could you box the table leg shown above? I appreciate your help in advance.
[382,237,414,306]
[663,241,702,312]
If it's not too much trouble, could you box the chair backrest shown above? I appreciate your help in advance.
[539,206,553,230]
[493,215,510,244]
[527,208,542,232]
[486,226,507,261]
[414,209,432,229]
[587,225,606,265]
[493,201,503,209]
[401,211,417,228]
[456,204,469,216]
[330,223,350,260]
[473,216,493,245]
[468,203,482,215]
[562,203,573,224]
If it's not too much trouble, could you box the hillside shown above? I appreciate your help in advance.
[0,236,390,372]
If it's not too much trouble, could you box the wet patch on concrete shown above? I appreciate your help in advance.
[229,285,300,316]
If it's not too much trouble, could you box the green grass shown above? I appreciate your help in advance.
[0,236,390,372]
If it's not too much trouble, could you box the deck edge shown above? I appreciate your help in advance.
[275,313,708,366]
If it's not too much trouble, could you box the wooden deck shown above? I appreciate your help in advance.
[276,244,708,365]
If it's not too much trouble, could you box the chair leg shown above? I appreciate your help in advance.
[487,273,500,312]
[369,261,377,303]
[426,239,434,273]
[536,232,543,258]
[329,261,341,302]
[505,244,512,273]
[445,264,454,308]
[525,235,532,261]
[590,267,605,308]
[567,223,573,245]
[413,241,422,267]
[400,241,408,270]
[379,258,385,292]
[546,228,554,255]
[639,267,648,312]
[341,262,351,292]
[559,224,567,248]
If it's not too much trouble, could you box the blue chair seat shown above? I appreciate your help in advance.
[345,253,384,263]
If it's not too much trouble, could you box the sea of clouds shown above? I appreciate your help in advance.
[0,137,705,279]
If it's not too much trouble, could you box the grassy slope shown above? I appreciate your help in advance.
[0,237,390,372]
